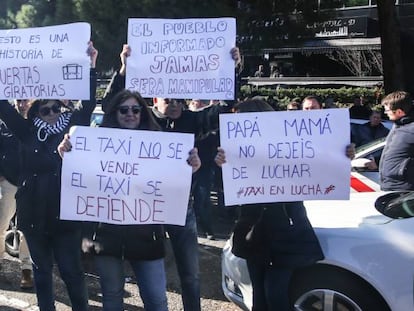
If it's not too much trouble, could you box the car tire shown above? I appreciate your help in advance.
[290,265,390,311]
[5,229,20,257]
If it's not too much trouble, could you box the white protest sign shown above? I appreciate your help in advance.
[126,18,236,100]
[0,22,91,100]
[60,126,194,226]
[219,108,351,206]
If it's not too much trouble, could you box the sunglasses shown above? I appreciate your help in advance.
[118,105,142,115]
[39,104,61,117]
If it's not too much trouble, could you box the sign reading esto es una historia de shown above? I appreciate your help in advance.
[0,22,91,100]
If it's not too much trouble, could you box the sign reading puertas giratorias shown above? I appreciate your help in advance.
[0,22,91,100]
[60,126,195,226]
[219,108,351,206]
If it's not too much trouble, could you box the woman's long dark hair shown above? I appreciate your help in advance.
[101,90,161,131]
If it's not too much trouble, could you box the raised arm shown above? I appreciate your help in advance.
[101,44,129,112]
[71,41,98,126]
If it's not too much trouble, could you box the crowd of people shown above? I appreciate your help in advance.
[0,37,412,311]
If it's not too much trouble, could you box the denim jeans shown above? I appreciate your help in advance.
[24,229,88,311]
[94,256,168,311]
[247,259,293,311]
[165,206,201,311]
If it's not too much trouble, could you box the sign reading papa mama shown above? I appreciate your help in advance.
[60,126,194,226]
[219,108,351,206]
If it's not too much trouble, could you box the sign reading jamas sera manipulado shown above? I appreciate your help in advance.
[126,18,236,100]
[0,22,91,100]
[60,126,194,226]
[220,109,351,206]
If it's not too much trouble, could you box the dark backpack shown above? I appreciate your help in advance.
[0,121,21,186]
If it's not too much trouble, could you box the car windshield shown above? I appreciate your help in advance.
[355,137,386,154]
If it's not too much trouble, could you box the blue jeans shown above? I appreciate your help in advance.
[247,259,293,311]
[165,206,201,311]
[24,230,88,311]
[94,256,168,311]
[193,183,214,235]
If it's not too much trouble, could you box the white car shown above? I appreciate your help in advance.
[222,138,414,311]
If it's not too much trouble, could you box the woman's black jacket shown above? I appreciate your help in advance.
[0,69,96,235]
[232,201,324,268]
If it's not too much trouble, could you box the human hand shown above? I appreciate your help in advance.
[187,147,201,173]
[215,147,226,167]
[230,47,241,67]
[57,133,72,158]
[119,44,131,76]
[346,143,356,160]
[86,41,98,68]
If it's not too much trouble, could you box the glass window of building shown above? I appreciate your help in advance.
[398,0,414,4]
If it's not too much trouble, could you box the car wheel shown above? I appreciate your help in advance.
[5,229,20,257]
[290,265,390,311]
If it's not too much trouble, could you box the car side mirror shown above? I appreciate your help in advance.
[375,191,414,218]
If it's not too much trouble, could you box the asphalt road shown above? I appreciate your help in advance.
[0,209,242,311]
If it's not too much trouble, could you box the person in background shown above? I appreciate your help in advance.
[14,99,30,118]
[351,110,390,147]
[302,95,322,110]
[349,96,372,119]
[0,100,34,289]
[269,65,280,78]
[59,89,201,311]
[0,41,98,311]
[214,99,324,311]
[254,64,265,77]
[188,99,218,239]
[379,91,414,190]
[286,100,300,111]
[188,99,209,112]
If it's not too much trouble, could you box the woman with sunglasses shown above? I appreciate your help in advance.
[58,89,201,311]
[0,42,98,311]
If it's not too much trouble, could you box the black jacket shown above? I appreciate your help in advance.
[379,116,414,191]
[0,69,97,234]
[232,201,324,268]
[82,222,165,260]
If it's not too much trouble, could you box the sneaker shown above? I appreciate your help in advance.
[20,269,34,289]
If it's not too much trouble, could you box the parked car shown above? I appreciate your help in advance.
[221,138,414,311]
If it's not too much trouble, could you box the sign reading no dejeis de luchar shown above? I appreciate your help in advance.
[60,126,194,226]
